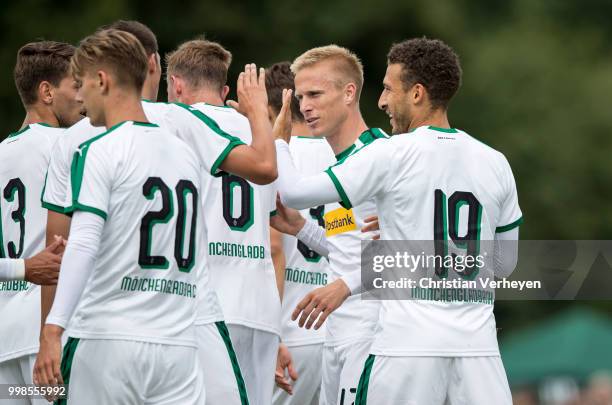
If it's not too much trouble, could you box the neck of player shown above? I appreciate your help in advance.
[290,121,312,137]
[409,107,451,131]
[178,88,225,107]
[21,105,60,129]
[326,109,368,155]
[141,76,159,102]
[104,92,149,129]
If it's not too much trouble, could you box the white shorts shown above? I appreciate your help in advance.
[320,338,372,405]
[354,355,512,405]
[61,338,202,405]
[196,322,248,404]
[272,343,323,405]
[227,324,279,405]
[0,354,47,405]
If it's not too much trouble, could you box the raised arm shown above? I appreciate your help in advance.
[223,64,277,184]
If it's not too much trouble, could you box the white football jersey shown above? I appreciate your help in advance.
[41,117,104,212]
[327,125,523,356]
[322,128,386,346]
[281,136,335,346]
[0,123,63,362]
[181,103,281,335]
[66,121,202,347]
[142,101,253,325]
[46,102,247,326]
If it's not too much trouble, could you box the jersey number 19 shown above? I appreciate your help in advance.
[433,189,482,279]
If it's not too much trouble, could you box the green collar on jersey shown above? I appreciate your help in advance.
[296,135,325,139]
[103,121,158,131]
[334,128,386,161]
[428,125,458,133]
[7,122,53,138]
[203,102,231,109]
[132,121,158,127]
[409,125,458,133]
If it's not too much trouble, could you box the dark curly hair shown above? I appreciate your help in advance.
[265,61,303,122]
[388,37,462,109]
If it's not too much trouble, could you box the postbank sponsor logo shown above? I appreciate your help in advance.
[324,207,357,236]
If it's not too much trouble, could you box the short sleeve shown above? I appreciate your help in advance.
[41,135,72,213]
[69,142,113,220]
[496,156,523,233]
[325,139,391,209]
[169,103,245,176]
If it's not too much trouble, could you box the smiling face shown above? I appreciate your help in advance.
[378,63,413,134]
[294,60,351,138]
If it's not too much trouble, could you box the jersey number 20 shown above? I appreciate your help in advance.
[139,177,198,272]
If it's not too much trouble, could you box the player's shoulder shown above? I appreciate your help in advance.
[78,120,145,153]
[289,135,332,152]
[191,102,243,118]
[454,128,511,167]
[1,123,63,151]
[141,99,173,116]
[62,117,106,150]
[191,102,251,140]
[400,125,506,157]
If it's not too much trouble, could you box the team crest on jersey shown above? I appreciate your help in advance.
[324,207,357,236]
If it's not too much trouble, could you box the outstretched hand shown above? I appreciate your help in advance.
[272,88,293,143]
[270,194,305,236]
[292,279,351,330]
[226,63,268,118]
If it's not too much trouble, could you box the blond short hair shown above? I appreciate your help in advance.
[291,45,364,100]
[71,29,148,91]
[166,38,232,91]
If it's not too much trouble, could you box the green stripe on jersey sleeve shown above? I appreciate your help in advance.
[40,172,69,213]
[65,122,123,219]
[496,217,523,233]
[325,167,352,209]
[210,139,246,177]
[172,102,246,175]
[42,201,70,214]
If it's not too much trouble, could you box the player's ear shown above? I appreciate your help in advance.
[221,85,230,101]
[38,81,53,105]
[412,83,425,105]
[97,70,109,95]
[344,82,357,105]
[170,75,182,97]
[148,53,161,75]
